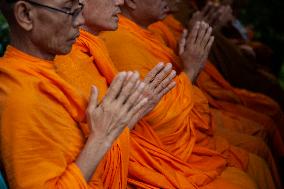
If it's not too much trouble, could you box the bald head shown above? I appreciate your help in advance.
[1,0,85,60]
[122,0,169,28]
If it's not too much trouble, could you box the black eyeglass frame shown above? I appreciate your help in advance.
[23,0,84,17]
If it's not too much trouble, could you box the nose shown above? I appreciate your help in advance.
[115,0,124,6]
[73,10,85,28]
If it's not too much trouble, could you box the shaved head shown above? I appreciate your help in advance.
[1,0,84,60]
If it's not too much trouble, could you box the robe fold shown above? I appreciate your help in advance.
[55,29,258,188]
[149,15,283,188]
[0,46,130,189]
[99,15,276,189]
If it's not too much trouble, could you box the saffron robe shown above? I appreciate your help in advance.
[149,16,283,188]
[55,29,260,189]
[100,15,276,189]
[0,46,130,189]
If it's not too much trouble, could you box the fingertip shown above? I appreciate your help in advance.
[165,63,172,69]
[139,82,145,89]
[133,71,140,79]
[91,85,97,93]
[119,71,126,76]
[157,62,164,68]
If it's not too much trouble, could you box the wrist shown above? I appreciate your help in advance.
[184,66,196,82]
[87,133,112,150]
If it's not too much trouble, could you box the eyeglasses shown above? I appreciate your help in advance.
[23,0,84,18]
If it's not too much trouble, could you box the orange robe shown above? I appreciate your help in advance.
[149,16,283,187]
[159,15,284,132]
[54,29,260,189]
[100,15,276,189]
[152,14,284,155]
[0,46,130,188]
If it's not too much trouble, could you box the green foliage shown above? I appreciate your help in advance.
[0,13,9,56]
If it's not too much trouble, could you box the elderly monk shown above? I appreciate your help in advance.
[0,0,163,188]
[55,0,267,188]
[148,1,284,185]
[99,0,278,188]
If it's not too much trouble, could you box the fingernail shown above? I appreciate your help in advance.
[128,71,133,77]
[92,86,97,92]
[133,72,139,79]
[157,62,164,68]
[166,63,172,69]
[140,82,145,89]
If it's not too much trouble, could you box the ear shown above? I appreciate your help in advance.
[124,0,137,10]
[13,1,34,31]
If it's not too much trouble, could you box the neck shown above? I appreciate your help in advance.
[81,25,100,36]
[121,11,153,29]
[10,31,55,61]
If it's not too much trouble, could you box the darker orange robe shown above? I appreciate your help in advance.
[155,14,284,153]
[149,15,283,188]
[100,15,276,189]
[0,46,129,188]
[55,29,259,189]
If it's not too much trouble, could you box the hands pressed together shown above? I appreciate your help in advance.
[179,21,214,82]
[86,63,176,145]
[177,0,236,82]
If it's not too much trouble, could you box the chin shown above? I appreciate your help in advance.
[105,22,118,31]
[56,46,73,55]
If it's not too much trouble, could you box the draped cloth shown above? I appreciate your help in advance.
[0,46,130,189]
[100,15,276,189]
[55,29,258,188]
[149,15,283,188]
[152,14,284,153]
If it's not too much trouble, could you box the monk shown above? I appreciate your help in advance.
[0,0,162,188]
[99,0,278,188]
[184,0,284,109]
[150,0,284,165]
[54,0,273,188]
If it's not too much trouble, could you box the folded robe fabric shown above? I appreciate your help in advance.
[0,46,130,189]
[149,15,283,188]
[99,15,276,189]
[54,29,260,189]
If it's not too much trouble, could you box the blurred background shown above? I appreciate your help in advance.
[1,0,284,85]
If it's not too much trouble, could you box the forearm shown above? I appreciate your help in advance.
[75,134,111,182]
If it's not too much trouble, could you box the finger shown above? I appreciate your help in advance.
[124,82,146,111]
[188,11,201,30]
[179,30,188,55]
[201,1,213,16]
[129,97,148,118]
[205,36,215,55]
[105,72,127,101]
[117,72,140,104]
[204,4,219,23]
[144,62,165,84]
[188,21,200,45]
[155,70,176,94]
[158,81,176,98]
[87,86,99,114]
[196,22,208,45]
[201,26,212,48]
[151,63,173,89]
